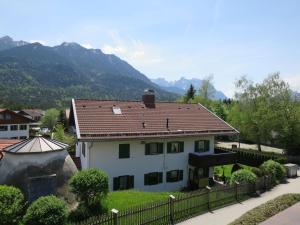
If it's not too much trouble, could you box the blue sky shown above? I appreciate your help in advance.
[1,0,300,97]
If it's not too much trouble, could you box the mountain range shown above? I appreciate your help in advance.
[0,36,176,108]
[151,77,227,100]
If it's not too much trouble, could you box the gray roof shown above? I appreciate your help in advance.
[3,137,68,154]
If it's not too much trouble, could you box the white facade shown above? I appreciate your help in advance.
[77,136,215,192]
[0,124,29,139]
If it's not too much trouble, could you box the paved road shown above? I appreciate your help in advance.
[260,202,300,225]
[177,173,300,225]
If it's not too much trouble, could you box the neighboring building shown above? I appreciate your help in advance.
[17,109,44,122]
[0,109,34,139]
[69,90,238,192]
[0,136,77,204]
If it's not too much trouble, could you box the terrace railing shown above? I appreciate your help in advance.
[73,176,273,225]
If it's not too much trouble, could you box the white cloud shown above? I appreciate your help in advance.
[284,75,300,92]
[81,43,93,49]
[101,30,164,67]
[29,40,47,45]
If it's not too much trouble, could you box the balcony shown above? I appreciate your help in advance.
[188,148,237,168]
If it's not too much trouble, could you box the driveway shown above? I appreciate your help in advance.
[177,173,300,225]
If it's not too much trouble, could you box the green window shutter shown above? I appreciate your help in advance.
[167,142,171,153]
[194,141,198,152]
[179,142,184,152]
[179,170,183,181]
[145,144,150,155]
[204,140,210,152]
[158,172,163,183]
[113,177,119,191]
[144,174,148,185]
[128,176,134,189]
[158,143,163,154]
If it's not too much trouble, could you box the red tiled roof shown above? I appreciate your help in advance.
[72,100,238,139]
[72,99,238,140]
[0,139,21,151]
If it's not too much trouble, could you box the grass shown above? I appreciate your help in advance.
[229,194,300,225]
[103,190,179,211]
[214,164,255,180]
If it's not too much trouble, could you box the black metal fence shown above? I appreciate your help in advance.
[73,176,273,225]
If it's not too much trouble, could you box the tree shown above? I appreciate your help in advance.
[23,195,68,225]
[41,108,60,130]
[0,185,24,225]
[53,123,75,152]
[184,84,196,102]
[229,73,300,152]
[199,75,215,100]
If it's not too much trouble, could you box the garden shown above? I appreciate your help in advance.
[0,160,288,225]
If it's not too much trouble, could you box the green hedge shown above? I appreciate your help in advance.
[230,194,300,225]
[230,169,257,185]
[0,185,24,225]
[23,195,68,225]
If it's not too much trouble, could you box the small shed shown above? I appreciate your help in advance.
[284,163,298,178]
[0,136,78,204]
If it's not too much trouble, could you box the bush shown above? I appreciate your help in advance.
[230,194,300,225]
[23,195,68,225]
[230,169,257,185]
[69,168,109,220]
[69,168,109,205]
[260,160,286,183]
[250,167,263,177]
[0,185,24,225]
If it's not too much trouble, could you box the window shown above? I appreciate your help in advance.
[144,172,163,185]
[194,140,210,153]
[0,126,8,131]
[167,141,184,153]
[198,167,209,178]
[19,136,27,139]
[145,143,163,155]
[20,125,27,130]
[4,113,11,120]
[10,125,18,131]
[10,137,18,139]
[113,175,134,190]
[119,144,130,158]
[81,142,86,157]
[166,170,183,182]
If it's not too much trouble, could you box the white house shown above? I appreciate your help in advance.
[70,90,239,192]
[0,109,34,139]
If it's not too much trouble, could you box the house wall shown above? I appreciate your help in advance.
[0,124,30,139]
[79,136,215,192]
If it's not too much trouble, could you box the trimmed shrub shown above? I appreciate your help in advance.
[0,185,24,225]
[69,169,109,220]
[230,169,257,185]
[250,167,263,177]
[70,168,109,205]
[260,160,286,183]
[23,195,68,225]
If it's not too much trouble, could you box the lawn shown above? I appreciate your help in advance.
[214,164,254,181]
[229,194,300,225]
[104,190,179,211]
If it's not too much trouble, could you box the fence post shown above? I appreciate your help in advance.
[169,195,175,224]
[111,209,119,225]
[235,181,240,201]
[264,175,269,190]
[206,186,212,211]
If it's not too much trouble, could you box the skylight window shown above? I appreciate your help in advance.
[112,106,122,115]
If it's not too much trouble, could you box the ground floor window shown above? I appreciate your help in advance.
[19,136,27,139]
[144,172,163,185]
[10,125,18,131]
[166,170,183,182]
[0,125,8,131]
[113,175,134,191]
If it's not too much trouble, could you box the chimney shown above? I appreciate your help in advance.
[142,89,155,108]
